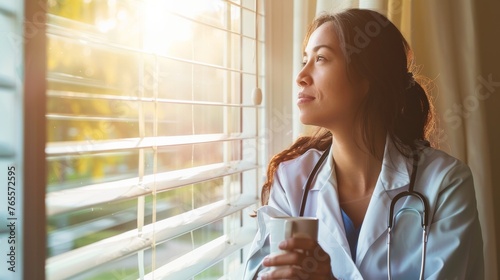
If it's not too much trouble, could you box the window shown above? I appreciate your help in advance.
[45,0,265,278]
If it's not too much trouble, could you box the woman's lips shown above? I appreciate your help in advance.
[297,93,315,105]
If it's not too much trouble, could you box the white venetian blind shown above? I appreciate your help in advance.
[44,0,265,279]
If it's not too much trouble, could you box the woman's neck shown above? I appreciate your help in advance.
[331,130,385,196]
[330,129,385,228]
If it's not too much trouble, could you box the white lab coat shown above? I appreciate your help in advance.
[243,137,484,279]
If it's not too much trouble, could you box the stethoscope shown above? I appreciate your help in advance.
[298,145,429,280]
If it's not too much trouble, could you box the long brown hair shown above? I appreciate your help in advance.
[260,9,434,205]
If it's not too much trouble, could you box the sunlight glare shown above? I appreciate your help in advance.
[143,0,223,54]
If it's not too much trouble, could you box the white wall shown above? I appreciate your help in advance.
[0,1,24,279]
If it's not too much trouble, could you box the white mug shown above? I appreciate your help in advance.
[268,216,319,256]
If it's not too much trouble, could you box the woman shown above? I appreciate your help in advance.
[243,9,484,280]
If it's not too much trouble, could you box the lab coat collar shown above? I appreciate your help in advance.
[304,146,336,192]
[379,135,412,191]
[305,135,412,192]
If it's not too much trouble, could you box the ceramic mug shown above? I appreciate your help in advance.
[268,216,319,256]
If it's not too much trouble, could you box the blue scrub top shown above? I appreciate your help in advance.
[340,208,361,260]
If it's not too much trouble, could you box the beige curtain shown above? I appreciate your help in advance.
[292,1,497,279]
[400,1,496,279]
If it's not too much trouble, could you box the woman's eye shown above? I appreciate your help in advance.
[301,57,308,66]
[301,55,326,66]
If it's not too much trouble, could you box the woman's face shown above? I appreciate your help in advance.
[296,22,368,131]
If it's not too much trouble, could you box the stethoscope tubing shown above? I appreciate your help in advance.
[299,145,331,217]
[387,151,429,280]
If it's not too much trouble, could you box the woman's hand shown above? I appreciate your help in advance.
[259,237,333,280]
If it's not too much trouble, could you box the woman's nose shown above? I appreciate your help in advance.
[296,65,312,87]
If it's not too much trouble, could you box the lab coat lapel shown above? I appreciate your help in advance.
[356,137,412,265]
[313,147,349,257]
[317,185,364,278]
[316,182,350,258]
[314,149,364,279]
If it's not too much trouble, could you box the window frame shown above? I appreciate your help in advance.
[23,0,47,279]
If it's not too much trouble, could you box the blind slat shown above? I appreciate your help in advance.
[46,133,257,156]
[143,227,256,280]
[46,161,257,216]
[47,89,260,108]
[46,113,175,123]
[47,71,119,90]
[48,202,174,250]
[46,195,257,280]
